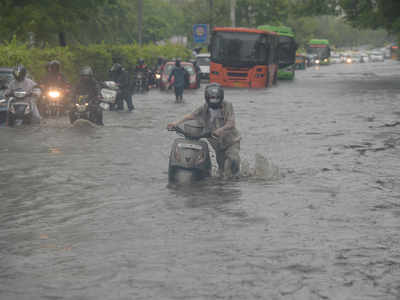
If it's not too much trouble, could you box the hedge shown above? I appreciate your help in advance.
[0,39,191,83]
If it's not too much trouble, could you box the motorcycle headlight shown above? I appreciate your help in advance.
[315,59,320,64]
[49,91,61,98]
[156,74,161,79]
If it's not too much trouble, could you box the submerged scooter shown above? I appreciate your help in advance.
[167,121,212,183]
[7,87,41,126]
[100,81,119,111]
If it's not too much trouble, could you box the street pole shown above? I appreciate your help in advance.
[138,0,143,45]
[209,0,213,30]
[231,0,236,27]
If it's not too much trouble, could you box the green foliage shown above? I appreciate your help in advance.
[0,42,191,84]
[0,0,108,45]
[340,0,400,34]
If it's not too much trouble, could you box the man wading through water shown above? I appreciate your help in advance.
[167,83,241,178]
[168,59,189,103]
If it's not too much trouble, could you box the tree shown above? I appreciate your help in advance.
[0,0,109,45]
[237,0,290,27]
[340,0,400,34]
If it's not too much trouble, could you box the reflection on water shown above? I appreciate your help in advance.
[1,61,400,299]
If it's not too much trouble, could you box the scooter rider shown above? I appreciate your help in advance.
[5,65,41,122]
[134,58,149,91]
[41,60,69,90]
[72,66,103,125]
[109,63,134,111]
[167,83,241,178]
[40,60,70,112]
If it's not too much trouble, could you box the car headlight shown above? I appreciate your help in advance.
[324,58,328,62]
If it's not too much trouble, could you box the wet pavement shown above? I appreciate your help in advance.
[1,61,400,299]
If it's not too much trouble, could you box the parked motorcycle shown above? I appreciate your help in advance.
[168,121,212,183]
[7,87,41,126]
[100,81,119,111]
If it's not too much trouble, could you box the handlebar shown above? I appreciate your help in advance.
[167,126,213,139]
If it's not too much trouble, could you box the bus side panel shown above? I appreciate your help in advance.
[210,62,268,88]
[267,63,278,86]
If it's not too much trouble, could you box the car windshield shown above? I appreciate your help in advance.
[211,31,269,67]
[163,63,175,75]
[163,63,195,76]
[196,57,210,66]
[183,65,195,75]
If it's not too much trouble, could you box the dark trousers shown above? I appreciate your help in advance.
[117,89,133,110]
[174,86,184,100]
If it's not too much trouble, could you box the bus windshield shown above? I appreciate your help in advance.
[307,45,330,59]
[278,36,296,66]
[211,31,269,67]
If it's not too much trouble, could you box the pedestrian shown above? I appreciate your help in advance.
[109,63,134,111]
[168,59,189,103]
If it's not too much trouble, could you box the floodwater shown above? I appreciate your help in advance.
[1,61,400,299]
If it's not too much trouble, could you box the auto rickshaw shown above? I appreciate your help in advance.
[295,54,307,70]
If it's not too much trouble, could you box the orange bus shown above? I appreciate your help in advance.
[209,27,278,88]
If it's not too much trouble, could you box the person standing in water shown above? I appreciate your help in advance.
[168,59,188,103]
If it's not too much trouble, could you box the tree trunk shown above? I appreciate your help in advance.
[59,32,66,47]
[138,0,143,45]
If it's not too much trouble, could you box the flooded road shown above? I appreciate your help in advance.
[1,61,400,299]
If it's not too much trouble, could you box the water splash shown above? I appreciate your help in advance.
[241,153,281,180]
[70,119,96,129]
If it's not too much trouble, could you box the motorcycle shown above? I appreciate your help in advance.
[41,86,66,117]
[7,87,41,126]
[100,81,119,111]
[69,95,102,125]
[0,86,8,124]
[134,72,148,94]
[168,121,212,183]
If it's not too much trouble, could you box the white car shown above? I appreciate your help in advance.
[195,53,210,79]
[369,52,384,62]
[330,55,342,64]
[360,53,370,63]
